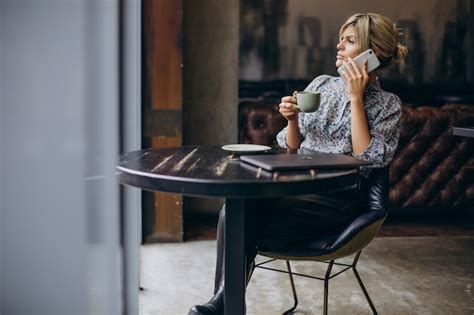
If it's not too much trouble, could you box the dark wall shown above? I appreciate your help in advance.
[239,0,474,105]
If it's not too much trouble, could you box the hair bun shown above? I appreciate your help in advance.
[394,43,408,68]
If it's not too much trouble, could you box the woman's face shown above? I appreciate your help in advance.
[335,26,361,68]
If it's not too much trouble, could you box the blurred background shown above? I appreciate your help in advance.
[239,0,473,84]
[140,0,473,244]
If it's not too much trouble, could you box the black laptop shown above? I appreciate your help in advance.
[240,152,371,171]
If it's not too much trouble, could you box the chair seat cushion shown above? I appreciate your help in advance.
[258,210,386,259]
[257,233,339,257]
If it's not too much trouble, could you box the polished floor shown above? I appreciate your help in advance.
[139,236,474,315]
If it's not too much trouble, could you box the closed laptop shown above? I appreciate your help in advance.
[240,152,370,171]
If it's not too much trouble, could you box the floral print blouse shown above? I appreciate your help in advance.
[276,75,401,176]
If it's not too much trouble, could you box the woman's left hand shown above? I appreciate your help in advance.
[340,57,369,100]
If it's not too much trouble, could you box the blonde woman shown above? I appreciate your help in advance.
[189,12,407,315]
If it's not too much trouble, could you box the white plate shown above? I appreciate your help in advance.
[221,144,271,155]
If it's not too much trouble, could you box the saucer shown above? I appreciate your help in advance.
[221,144,271,155]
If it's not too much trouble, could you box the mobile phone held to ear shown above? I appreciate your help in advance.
[337,48,380,77]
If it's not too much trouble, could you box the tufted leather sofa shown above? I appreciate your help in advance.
[239,100,474,211]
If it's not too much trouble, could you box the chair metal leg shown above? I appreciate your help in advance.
[352,251,377,314]
[352,250,362,265]
[283,260,298,314]
[258,250,378,314]
[323,260,334,315]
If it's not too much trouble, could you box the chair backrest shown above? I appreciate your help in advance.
[258,166,390,261]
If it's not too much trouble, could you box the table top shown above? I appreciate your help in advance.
[117,146,360,198]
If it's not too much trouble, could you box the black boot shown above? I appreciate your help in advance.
[188,206,226,315]
[188,206,256,315]
[188,280,224,314]
[188,259,255,315]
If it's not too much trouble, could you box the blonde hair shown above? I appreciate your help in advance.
[339,13,408,69]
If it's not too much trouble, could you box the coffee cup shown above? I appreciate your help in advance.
[296,91,320,113]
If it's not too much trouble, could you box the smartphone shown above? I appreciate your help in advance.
[337,48,380,77]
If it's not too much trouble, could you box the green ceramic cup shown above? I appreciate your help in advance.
[296,91,321,113]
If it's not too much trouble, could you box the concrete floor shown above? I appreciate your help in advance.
[139,237,474,315]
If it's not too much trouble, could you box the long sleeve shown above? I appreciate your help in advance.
[276,75,329,148]
[352,94,402,167]
[275,75,402,174]
[276,112,306,148]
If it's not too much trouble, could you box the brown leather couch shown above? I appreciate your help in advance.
[239,100,474,212]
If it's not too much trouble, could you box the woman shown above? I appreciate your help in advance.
[189,12,408,315]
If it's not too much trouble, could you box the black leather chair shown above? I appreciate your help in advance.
[255,166,389,315]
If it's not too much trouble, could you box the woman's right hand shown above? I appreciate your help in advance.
[279,91,300,122]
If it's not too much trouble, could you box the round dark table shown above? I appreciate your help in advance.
[117,145,360,315]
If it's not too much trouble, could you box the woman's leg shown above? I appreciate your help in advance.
[189,186,365,314]
[188,203,257,315]
[213,206,225,293]
[251,188,365,251]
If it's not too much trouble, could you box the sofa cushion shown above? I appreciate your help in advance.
[390,104,473,208]
[239,100,287,147]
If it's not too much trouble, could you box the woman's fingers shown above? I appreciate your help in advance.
[344,58,369,82]
[279,102,297,110]
[344,57,362,79]
[279,108,295,116]
[281,95,297,104]
[280,109,298,120]
[280,95,298,112]
[348,57,362,78]
[362,60,369,79]
[343,59,356,78]
[279,91,300,121]
[280,111,297,121]
[279,106,299,113]
[279,105,299,121]
[340,69,349,80]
